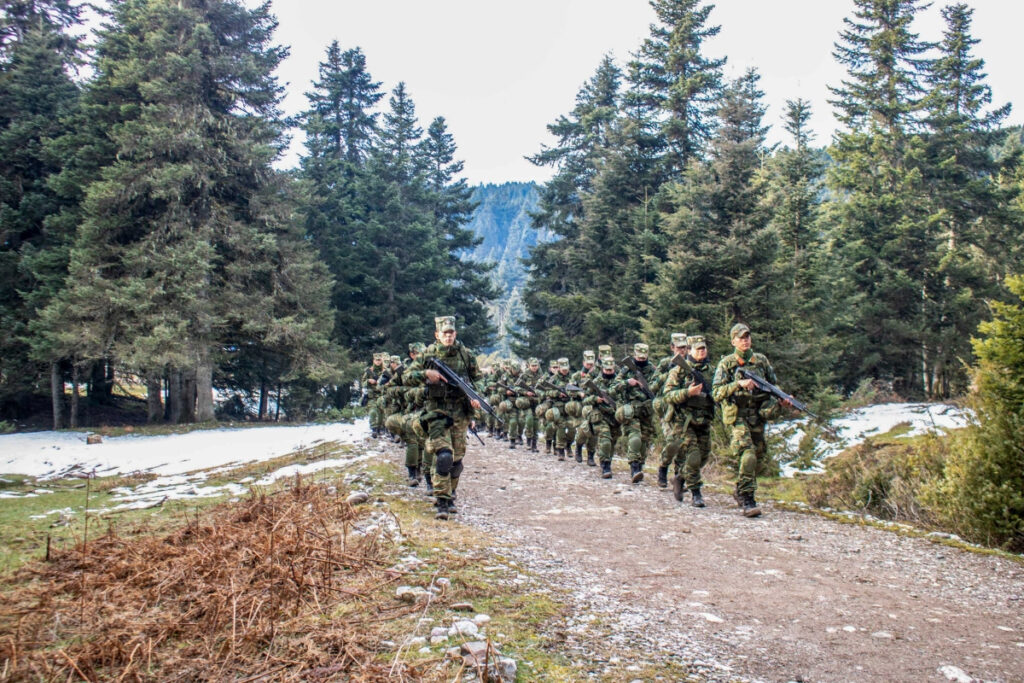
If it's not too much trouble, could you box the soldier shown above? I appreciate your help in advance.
[383,355,404,442]
[402,343,429,490]
[654,333,688,487]
[544,358,576,460]
[581,356,621,479]
[661,335,715,507]
[404,316,481,520]
[712,323,789,518]
[502,361,524,449]
[541,359,560,454]
[361,353,387,437]
[572,350,599,465]
[521,358,544,452]
[611,343,657,483]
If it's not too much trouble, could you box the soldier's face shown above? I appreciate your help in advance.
[583,361,593,370]
[732,333,752,352]
[373,358,382,366]
[692,347,708,361]
[529,363,540,372]
[437,330,457,346]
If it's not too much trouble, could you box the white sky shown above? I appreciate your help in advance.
[257,1,1022,185]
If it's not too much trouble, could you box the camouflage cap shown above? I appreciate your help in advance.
[597,344,612,356]
[408,342,426,354]
[582,350,596,363]
[687,335,707,349]
[549,359,559,370]
[671,333,688,348]
[730,323,751,339]
[600,357,616,370]
[435,315,456,333]
[389,355,401,364]
[558,357,570,370]
[373,352,385,362]
[528,357,541,366]
[633,343,649,357]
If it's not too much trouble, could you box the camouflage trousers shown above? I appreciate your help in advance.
[545,403,574,449]
[619,413,655,465]
[661,418,712,490]
[368,398,384,430]
[400,412,427,469]
[573,414,597,456]
[589,413,621,464]
[730,419,767,496]
[418,410,469,500]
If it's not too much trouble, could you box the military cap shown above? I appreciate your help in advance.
[671,333,688,348]
[730,323,751,339]
[435,315,456,332]
[687,335,707,349]
[582,350,596,362]
[633,343,649,357]
[558,357,570,370]
[373,352,384,362]
[598,344,612,357]
[409,342,426,354]
[528,357,541,366]
[600,357,616,370]
[549,359,559,369]
[389,355,401,365]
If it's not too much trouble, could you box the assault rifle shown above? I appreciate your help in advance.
[426,357,504,426]
[737,368,816,419]
[583,378,617,411]
[619,357,655,400]
[671,354,711,397]
[538,379,584,400]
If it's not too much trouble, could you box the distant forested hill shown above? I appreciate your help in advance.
[465,182,550,355]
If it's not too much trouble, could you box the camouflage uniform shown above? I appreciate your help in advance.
[571,350,599,464]
[401,344,429,490]
[502,363,524,448]
[361,353,387,436]
[403,316,480,519]
[539,360,560,453]
[712,324,780,517]
[544,358,576,460]
[661,336,714,506]
[581,358,621,479]
[654,333,689,486]
[520,360,545,452]
[610,344,657,483]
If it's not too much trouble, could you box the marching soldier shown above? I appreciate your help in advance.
[404,316,481,520]
[611,343,657,483]
[572,350,599,465]
[361,353,387,437]
[654,333,689,487]
[521,358,544,452]
[581,356,621,479]
[712,323,789,518]
[661,335,715,507]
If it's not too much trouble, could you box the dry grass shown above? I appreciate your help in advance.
[0,479,420,682]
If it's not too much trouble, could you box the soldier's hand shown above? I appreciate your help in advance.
[526,391,535,397]
[738,378,756,391]
[506,389,515,396]
[470,399,481,410]
[425,369,445,383]
[368,379,377,385]
[628,378,639,387]
[688,382,703,397]
[596,397,606,404]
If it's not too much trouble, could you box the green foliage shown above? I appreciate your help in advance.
[928,276,1024,551]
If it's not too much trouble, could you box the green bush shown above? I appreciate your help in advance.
[926,275,1024,552]
[0,420,13,434]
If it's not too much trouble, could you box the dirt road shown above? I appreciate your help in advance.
[439,438,1024,682]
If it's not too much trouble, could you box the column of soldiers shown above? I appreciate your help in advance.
[361,320,788,519]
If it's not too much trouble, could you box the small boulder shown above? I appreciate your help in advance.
[451,602,475,612]
[346,491,370,505]
[430,627,449,639]
[449,620,479,638]
[473,614,491,626]
[86,434,103,445]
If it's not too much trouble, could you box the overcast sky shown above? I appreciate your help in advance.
[257,0,1024,185]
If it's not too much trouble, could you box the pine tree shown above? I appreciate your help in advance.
[39,0,335,424]
[919,2,1014,396]
[646,69,778,360]
[0,14,81,423]
[626,0,725,180]
[826,0,936,395]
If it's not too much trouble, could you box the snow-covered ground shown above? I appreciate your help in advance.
[780,402,970,476]
[0,421,374,510]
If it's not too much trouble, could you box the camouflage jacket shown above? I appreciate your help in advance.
[581,371,618,422]
[610,358,656,406]
[662,356,715,424]
[361,364,386,398]
[404,341,479,418]
[711,351,779,425]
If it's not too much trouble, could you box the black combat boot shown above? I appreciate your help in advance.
[434,498,450,520]
[672,474,685,502]
[556,447,565,461]
[545,439,553,455]
[742,493,761,518]
[448,492,458,514]
[600,460,612,479]
[424,472,434,494]
[574,443,583,463]
[530,437,539,453]
[407,466,420,487]
[630,461,644,484]
[509,436,516,450]
[691,487,705,508]
[657,466,668,488]
[586,451,596,467]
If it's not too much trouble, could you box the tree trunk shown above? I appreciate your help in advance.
[167,370,183,424]
[50,362,63,430]
[195,348,215,422]
[258,378,268,421]
[275,383,281,422]
[70,365,80,429]
[147,375,164,423]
